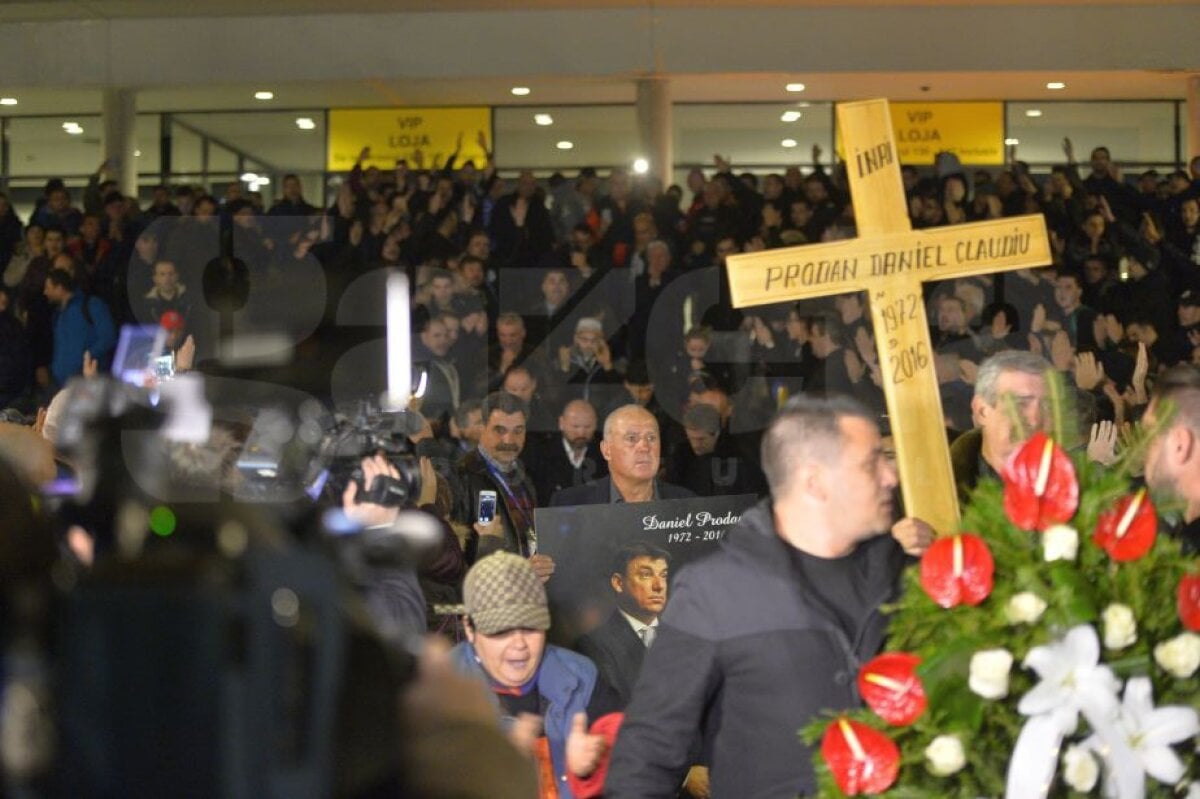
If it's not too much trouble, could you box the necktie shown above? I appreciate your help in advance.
[640,626,656,648]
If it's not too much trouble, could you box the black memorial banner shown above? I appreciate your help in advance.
[534,494,757,644]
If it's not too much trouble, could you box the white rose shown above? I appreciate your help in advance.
[924,734,966,776]
[1186,781,1200,799]
[1062,744,1099,792]
[968,648,1013,700]
[1042,524,1079,562]
[1102,604,1137,650]
[1004,592,1048,625]
[1153,632,1200,679]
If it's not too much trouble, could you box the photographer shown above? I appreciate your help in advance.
[342,452,466,639]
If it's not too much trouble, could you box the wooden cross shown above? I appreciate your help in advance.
[727,99,1051,537]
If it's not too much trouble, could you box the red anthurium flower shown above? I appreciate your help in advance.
[1093,488,1157,563]
[858,653,927,726]
[1002,431,1079,531]
[820,717,900,795]
[919,533,995,609]
[1178,574,1200,631]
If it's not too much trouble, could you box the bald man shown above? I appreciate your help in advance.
[526,398,610,505]
[549,404,694,506]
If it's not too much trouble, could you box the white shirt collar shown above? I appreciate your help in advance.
[561,437,587,469]
[618,608,658,635]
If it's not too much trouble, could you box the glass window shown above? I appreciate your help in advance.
[173,111,326,174]
[7,115,102,180]
[494,106,638,172]
[133,113,161,179]
[169,120,204,176]
[1006,101,1178,171]
[673,102,835,187]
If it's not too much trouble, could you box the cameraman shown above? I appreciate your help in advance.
[341,452,466,640]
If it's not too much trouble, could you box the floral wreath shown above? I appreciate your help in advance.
[804,388,1200,798]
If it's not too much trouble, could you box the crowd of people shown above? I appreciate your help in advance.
[1,130,1199,797]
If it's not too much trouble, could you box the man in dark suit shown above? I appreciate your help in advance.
[525,398,608,505]
[549,404,694,506]
[576,543,670,706]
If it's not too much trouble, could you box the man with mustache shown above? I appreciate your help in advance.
[548,404,693,506]
[451,392,554,581]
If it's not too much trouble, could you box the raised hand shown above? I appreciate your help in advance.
[1130,341,1149,404]
[1087,420,1119,466]
[565,712,608,777]
[1073,352,1105,391]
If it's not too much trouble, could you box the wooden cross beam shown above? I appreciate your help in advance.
[727,99,1052,538]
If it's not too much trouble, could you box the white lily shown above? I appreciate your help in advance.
[1005,625,1122,799]
[1018,625,1121,728]
[1086,676,1199,799]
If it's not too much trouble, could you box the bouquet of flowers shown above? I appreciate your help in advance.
[804,395,1200,798]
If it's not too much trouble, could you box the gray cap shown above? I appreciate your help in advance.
[462,552,550,635]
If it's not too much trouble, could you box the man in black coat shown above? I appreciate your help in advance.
[450,392,554,583]
[605,396,918,799]
[524,398,608,506]
[575,542,669,707]
[549,404,693,507]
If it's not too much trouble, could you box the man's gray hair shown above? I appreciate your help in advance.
[974,350,1051,405]
[481,391,528,425]
[760,394,875,499]
[646,239,670,256]
[603,404,657,441]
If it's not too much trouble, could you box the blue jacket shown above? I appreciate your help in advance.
[50,293,116,386]
[450,641,597,799]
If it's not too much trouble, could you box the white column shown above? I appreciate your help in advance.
[102,89,138,199]
[1188,76,1200,165]
[636,77,673,185]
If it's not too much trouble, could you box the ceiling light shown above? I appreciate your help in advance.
[134,149,141,157]
[511,86,531,96]
[781,138,798,148]
[0,98,17,106]
[555,140,573,150]
[1046,82,1066,90]
[65,128,83,136]
[632,158,649,174]
[1025,109,1043,118]
[1004,138,1020,146]
[62,122,83,135]
[781,111,803,123]
[240,172,259,182]
[534,114,553,126]
[254,91,274,100]
[295,117,316,130]
[785,82,806,93]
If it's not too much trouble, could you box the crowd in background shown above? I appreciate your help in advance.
[1,129,1200,796]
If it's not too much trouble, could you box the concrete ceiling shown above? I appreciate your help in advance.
[1,0,1197,19]
[0,1,1195,113]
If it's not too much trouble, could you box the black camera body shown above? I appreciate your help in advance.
[305,402,423,509]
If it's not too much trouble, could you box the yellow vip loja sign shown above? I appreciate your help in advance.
[327,107,492,172]
[887,102,1005,165]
